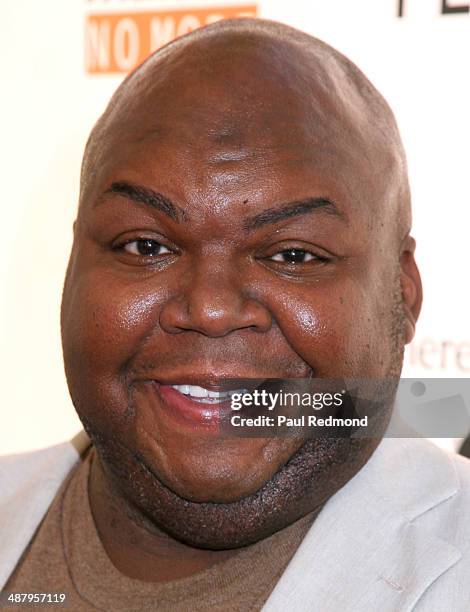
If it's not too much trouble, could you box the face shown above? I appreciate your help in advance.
[61,35,419,548]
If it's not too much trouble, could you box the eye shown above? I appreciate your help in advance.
[121,239,171,257]
[270,248,317,264]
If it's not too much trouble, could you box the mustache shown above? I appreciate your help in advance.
[124,331,314,379]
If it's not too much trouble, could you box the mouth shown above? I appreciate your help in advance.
[143,375,312,433]
[149,380,252,431]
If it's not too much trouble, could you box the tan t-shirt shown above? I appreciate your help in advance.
[4,448,314,611]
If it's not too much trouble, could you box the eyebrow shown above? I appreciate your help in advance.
[103,182,184,221]
[242,198,347,231]
[103,181,346,230]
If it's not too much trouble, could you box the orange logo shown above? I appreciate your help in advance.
[85,5,258,74]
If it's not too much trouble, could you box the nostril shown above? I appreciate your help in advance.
[159,292,272,337]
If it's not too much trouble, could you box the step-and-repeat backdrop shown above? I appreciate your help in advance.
[1,0,468,453]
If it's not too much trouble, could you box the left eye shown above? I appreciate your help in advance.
[122,239,171,256]
[270,249,316,264]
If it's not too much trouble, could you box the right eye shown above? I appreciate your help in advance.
[269,248,317,264]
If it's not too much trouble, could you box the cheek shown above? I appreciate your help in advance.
[265,280,385,378]
[62,270,166,415]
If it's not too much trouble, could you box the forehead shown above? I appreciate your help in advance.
[105,33,372,154]
[83,33,397,227]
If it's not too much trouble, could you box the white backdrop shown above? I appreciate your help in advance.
[1,0,468,454]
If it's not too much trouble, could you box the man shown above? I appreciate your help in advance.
[1,18,470,611]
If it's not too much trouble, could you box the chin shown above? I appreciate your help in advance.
[142,466,265,504]
[131,429,307,505]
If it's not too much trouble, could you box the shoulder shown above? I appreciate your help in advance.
[0,433,91,588]
[0,439,83,497]
[0,439,86,533]
[372,437,470,527]
[406,437,470,510]
[383,439,470,574]
[428,446,470,539]
[263,439,470,611]
[0,430,90,492]
[408,443,470,609]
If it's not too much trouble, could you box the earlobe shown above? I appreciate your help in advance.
[400,235,423,344]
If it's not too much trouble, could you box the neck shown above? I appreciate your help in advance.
[88,451,238,582]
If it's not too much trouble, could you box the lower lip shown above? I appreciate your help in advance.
[152,383,234,431]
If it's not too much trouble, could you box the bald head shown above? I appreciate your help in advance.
[80,18,410,243]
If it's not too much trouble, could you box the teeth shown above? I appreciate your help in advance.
[188,385,207,398]
[170,384,249,403]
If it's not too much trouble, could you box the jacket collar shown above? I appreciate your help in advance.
[262,438,461,611]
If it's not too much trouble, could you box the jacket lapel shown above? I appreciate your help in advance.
[263,438,461,611]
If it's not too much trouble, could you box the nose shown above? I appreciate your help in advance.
[159,264,272,337]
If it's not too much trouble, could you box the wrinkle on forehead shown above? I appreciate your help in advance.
[80,18,411,241]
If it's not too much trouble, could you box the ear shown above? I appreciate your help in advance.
[400,235,423,344]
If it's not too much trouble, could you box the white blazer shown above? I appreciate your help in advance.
[1,434,469,611]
